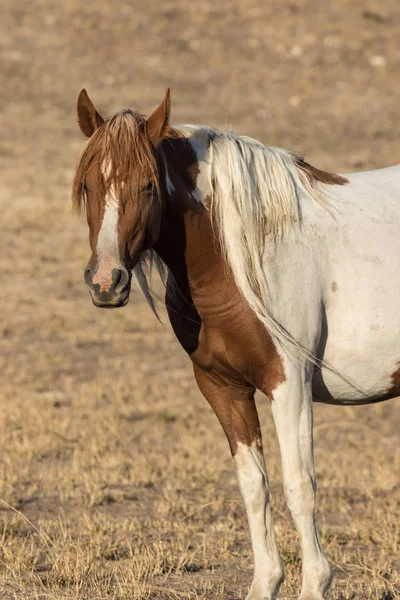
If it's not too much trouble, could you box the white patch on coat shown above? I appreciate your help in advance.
[259,163,400,403]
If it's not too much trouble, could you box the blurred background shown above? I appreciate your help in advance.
[0,1,399,599]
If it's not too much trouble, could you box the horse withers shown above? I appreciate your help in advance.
[72,88,400,600]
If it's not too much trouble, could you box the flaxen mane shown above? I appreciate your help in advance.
[175,126,348,366]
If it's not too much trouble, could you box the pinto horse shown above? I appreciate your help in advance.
[72,88,399,600]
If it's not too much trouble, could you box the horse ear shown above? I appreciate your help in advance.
[146,88,171,146]
[77,89,105,137]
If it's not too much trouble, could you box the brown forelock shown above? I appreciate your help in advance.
[295,158,349,186]
[84,168,105,259]
[72,110,160,215]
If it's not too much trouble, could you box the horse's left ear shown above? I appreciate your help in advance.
[146,88,171,146]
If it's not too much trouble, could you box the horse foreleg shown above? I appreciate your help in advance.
[271,367,332,600]
[194,365,284,600]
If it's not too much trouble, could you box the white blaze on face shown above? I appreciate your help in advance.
[92,168,121,292]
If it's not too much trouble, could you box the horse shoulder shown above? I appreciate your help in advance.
[189,276,286,400]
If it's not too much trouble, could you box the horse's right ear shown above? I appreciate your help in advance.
[146,88,171,147]
[77,89,105,137]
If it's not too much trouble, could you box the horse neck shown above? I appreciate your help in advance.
[153,135,223,291]
[154,195,222,285]
[152,194,188,288]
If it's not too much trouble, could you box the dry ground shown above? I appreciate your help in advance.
[0,1,399,598]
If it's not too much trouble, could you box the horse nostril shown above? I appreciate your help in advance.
[84,267,93,288]
[112,268,122,289]
[113,267,130,292]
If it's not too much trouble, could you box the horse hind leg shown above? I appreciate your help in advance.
[194,365,284,600]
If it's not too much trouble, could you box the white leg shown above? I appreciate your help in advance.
[235,441,284,600]
[271,369,332,600]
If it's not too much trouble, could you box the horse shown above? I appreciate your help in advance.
[72,88,400,600]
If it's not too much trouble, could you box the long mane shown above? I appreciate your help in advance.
[172,126,347,365]
[188,127,347,361]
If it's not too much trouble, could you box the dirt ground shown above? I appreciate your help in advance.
[1,1,399,598]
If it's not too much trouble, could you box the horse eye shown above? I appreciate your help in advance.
[141,181,153,193]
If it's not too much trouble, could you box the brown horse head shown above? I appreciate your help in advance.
[72,88,171,308]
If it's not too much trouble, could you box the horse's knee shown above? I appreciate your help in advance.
[235,445,268,510]
[283,474,316,519]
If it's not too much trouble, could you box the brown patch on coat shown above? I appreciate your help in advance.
[331,281,338,292]
[185,203,286,402]
[185,209,285,455]
[295,158,349,186]
[159,144,287,403]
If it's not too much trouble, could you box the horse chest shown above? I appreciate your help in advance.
[189,297,285,398]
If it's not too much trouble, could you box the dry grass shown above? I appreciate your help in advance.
[0,373,399,599]
[1,1,400,598]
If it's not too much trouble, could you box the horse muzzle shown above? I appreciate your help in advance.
[84,265,131,308]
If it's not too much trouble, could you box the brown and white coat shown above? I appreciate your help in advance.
[73,89,400,600]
